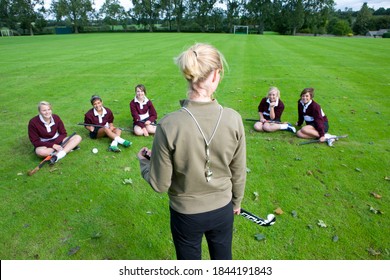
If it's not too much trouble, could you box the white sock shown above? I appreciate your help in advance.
[114,136,125,145]
[111,140,118,146]
[56,150,66,161]
[280,124,288,130]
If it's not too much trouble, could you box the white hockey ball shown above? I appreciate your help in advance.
[92,148,98,154]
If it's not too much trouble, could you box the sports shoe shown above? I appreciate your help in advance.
[327,138,335,147]
[49,155,58,165]
[70,145,80,152]
[122,140,132,147]
[286,123,296,133]
[109,145,121,152]
[325,134,338,141]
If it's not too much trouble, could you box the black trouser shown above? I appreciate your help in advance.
[170,202,234,260]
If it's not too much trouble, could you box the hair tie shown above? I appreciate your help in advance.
[193,50,197,57]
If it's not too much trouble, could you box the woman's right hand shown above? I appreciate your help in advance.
[137,147,151,160]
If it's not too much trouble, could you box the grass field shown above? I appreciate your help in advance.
[0,33,389,260]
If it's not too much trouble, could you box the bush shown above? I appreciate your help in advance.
[382,32,390,38]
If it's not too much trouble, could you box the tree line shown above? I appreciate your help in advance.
[1,0,389,36]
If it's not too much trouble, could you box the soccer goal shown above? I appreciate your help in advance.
[233,25,249,35]
[1,28,13,37]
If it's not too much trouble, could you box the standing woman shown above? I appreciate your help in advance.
[296,87,336,146]
[130,84,157,136]
[28,101,82,164]
[137,43,247,260]
[254,86,296,133]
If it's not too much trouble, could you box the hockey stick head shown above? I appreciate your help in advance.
[27,166,40,176]
[240,209,276,227]
[265,214,276,226]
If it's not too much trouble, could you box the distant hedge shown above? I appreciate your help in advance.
[382,32,390,38]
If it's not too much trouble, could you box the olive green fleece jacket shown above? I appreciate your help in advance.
[139,99,246,214]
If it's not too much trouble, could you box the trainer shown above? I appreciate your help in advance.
[137,43,247,260]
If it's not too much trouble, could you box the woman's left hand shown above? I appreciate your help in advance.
[53,144,63,152]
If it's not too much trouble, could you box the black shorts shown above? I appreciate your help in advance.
[89,126,100,139]
[306,121,329,133]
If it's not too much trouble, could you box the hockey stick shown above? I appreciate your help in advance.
[27,132,76,176]
[240,208,276,227]
[298,134,348,145]
[245,118,287,124]
[77,123,134,133]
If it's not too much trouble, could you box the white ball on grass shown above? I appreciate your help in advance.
[92,148,98,154]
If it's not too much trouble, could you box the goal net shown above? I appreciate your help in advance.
[1,28,13,36]
[233,25,248,34]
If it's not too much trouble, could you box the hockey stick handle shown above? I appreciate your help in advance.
[60,132,77,148]
[245,118,285,124]
[298,135,348,145]
[77,123,133,132]
[78,123,105,128]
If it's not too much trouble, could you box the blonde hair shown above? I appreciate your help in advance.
[38,101,51,112]
[267,87,280,98]
[174,43,227,86]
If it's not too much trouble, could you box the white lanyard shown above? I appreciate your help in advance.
[182,105,223,182]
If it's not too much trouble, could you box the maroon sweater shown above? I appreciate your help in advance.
[84,107,114,126]
[28,114,67,148]
[258,97,285,121]
[297,100,328,137]
[130,99,157,128]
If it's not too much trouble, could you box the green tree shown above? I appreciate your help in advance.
[99,0,127,31]
[281,0,305,35]
[223,0,244,33]
[0,0,13,28]
[50,0,94,33]
[353,2,373,35]
[328,18,352,36]
[189,0,217,32]
[160,0,174,31]
[369,15,390,30]
[9,0,46,35]
[172,0,186,32]
[131,0,161,32]
[245,0,273,34]
[304,0,335,35]
[210,7,224,32]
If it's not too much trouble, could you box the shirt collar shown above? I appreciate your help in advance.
[134,96,149,109]
[300,100,312,113]
[267,98,279,107]
[39,114,55,132]
[93,107,107,124]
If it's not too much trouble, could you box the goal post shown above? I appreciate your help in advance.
[233,25,248,34]
[1,28,13,37]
